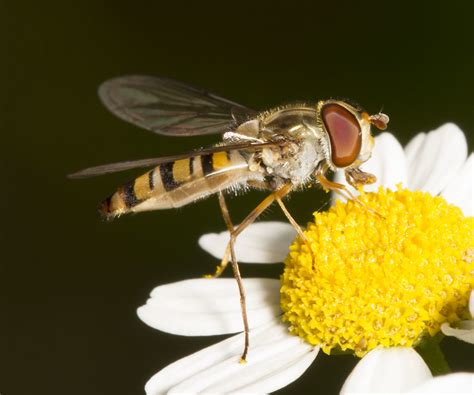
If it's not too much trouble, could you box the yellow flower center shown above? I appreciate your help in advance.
[280,187,474,357]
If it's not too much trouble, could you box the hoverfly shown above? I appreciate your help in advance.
[70,75,389,361]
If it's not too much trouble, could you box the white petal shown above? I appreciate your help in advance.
[332,133,407,203]
[340,347,432,394]
[198,221,296,263]
[405,123,468,194]
[145,320,319,395]
[332,171,351,204]
[137,278,281,336]
[404,132,426,167]
[441,291,474,343]
[441,153,474,216]
[441,320,474,344]
[363,132,408,191]
[406,373,474,394]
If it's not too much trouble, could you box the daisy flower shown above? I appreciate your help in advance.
[138,123,474,394]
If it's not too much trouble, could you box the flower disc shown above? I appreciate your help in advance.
[280,187,474,356]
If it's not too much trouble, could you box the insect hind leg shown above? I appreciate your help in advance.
[204,193,234,279]
[206,186,293,362]
[215,191,249,363]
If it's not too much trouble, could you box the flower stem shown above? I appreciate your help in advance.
[415,334,451,375]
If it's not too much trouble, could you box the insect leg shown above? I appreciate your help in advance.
[316,173,383,218]
[345,168,377,188]
[204,185,304,278]
[276,198,307,241]
[231,184,293,240]
[227,235,248,364]
[275,197,315,263]
[210,185,295,273]
[221,184,293,363]
[204,193,234,279]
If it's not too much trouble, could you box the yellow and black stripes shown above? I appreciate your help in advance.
[158,152,231,191]
[201,151,231,176]
[133,171,154,201]
[148,169,155,191]
[160,162,180,191]
[123,180,139,207]
[201,153,214,176]
[99,169,156,217]
[99,149,244,218]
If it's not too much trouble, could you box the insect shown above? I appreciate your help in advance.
[70,75,389,362]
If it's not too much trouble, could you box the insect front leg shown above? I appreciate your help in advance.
[344,167,377,188]
[316,172,383,218]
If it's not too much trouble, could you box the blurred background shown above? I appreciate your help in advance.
[1,1,473,394]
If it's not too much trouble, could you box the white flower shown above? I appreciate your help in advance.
[138,123,474,394]
[441,291,474,344]
[332,123,473,217]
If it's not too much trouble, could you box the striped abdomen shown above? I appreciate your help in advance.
[99,150,250,218]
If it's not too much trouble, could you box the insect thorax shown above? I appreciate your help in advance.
[227,105,329,190]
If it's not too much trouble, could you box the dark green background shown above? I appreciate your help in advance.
[1,1,473,394]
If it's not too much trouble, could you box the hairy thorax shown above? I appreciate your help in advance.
[225,104,328,190]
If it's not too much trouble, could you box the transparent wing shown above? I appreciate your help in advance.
[68,141,276,179]
[98,75,257,136]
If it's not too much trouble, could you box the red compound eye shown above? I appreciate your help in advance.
[321,103,362,167]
